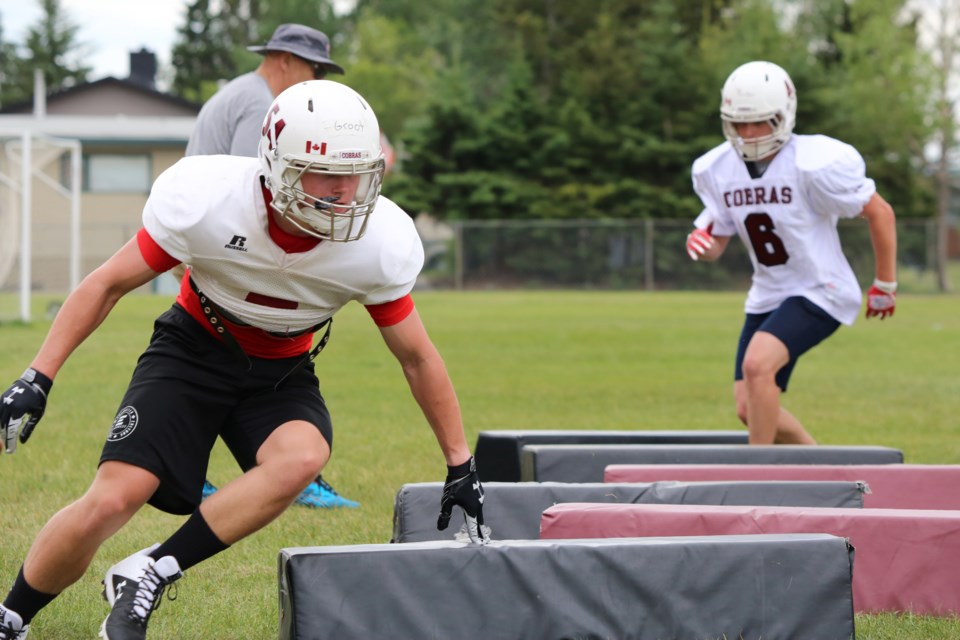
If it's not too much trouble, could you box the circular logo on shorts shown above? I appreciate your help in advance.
[108,406,139,441]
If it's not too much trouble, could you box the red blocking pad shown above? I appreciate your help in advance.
[603,464,960,510]
[540,503,960,615]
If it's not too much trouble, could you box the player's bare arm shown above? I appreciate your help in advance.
[860,193,897,283]
[30,237,161,380]
[860,193,898,319]
[378,308,471,466]
[379,308,486,542]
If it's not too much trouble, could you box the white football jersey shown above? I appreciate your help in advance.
[142,155,424,334]
[692,134,875,325]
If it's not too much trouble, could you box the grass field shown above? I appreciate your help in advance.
[1,290,959,639]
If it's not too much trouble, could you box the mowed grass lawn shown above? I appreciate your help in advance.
[1,290,958,639]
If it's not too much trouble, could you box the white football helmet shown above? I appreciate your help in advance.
[259,80,385,241]
[720,61,797,161]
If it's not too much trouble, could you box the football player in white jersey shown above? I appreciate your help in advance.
[684,61,898,446]
[0,81,486,640]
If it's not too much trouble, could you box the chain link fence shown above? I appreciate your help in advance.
[2,218,956,306]
[418,218,957,294]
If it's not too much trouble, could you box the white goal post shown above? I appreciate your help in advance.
[0,130,82,322]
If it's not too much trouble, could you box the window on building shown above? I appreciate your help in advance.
[81,154,152,193]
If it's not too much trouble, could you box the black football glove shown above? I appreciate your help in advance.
[437,456,487,543]
[1,368,53,454]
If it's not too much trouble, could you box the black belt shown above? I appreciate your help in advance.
[189,276,332,388]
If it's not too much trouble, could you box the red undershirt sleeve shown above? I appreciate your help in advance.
[365,294,415,327]
[136,227,181,273]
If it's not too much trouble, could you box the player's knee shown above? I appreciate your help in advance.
[277,449,326,490]
[741,354,775,382]
[300,449,326,479]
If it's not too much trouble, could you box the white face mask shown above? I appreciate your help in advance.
[268,161,383,242]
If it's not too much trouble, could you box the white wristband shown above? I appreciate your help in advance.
[873,279,897,294]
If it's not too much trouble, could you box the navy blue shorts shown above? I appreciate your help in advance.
[734,296,841,393]
[99,304,333,515]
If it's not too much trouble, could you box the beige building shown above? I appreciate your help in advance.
[0,52,198,298]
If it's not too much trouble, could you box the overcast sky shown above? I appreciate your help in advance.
[0,0,189,81]
[0,0,356,85]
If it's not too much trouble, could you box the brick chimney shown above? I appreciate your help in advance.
[128,48,157,89]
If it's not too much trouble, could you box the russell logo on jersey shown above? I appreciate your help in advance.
[225,235,249,252]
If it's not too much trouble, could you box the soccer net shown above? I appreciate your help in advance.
[0,130,82,323]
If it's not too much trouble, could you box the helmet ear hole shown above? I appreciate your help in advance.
[259,80,385,242]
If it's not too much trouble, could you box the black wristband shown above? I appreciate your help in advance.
[22,368,53,396]
[446,456,473,477]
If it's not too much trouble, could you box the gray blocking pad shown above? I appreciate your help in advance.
[521,443,905,482]
[474,429,748,482]
[278,535,855,640]
[392,480,866,542]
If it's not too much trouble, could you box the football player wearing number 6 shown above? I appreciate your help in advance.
[684,60,897,446]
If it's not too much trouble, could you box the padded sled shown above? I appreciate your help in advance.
[474,429,748,482]
[520,443,904,482]
[603,464,960,510]
[540,502,960,615]
[279,535,855,639]
[392,480,865,542]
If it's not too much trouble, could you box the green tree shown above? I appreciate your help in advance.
[797,0,934,219]
[387,65,486,219]
[0,20,21,107]
[254,0,340,42]
[0,0,90,107]
[926,0,959,291]
[393,0,716,222]
[170,0,245,103]
[334,12,443,138]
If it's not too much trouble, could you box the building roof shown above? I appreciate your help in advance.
[0,76,199,145]
[0,76,201,116]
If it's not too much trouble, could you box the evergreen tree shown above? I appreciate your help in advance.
[0,0,91,107]
[170,0,243,103]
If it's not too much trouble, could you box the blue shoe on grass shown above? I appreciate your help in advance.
[295,475,360,508]
[200,476,357,508]
[201,480,218,501]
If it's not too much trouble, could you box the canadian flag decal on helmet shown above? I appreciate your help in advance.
[262,104,286,152]
[305,141,327,154]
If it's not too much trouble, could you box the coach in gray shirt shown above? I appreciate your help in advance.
[185,23,345,157]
